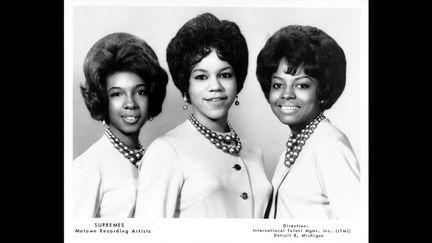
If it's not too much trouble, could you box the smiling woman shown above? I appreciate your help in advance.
[134,12,272,218]
[256,25,360,219]
[74,32,168,218]
[188,50,237,131]
[269,58,322,132]
[106,72,149,138]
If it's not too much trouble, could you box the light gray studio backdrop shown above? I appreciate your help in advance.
[73,6,361,180]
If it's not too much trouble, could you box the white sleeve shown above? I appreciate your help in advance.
[73,159,101,218]
[316,139,361,219]
[134,137,184,218]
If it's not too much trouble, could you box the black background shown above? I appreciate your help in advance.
[8,1,404,242]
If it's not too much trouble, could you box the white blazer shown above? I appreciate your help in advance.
[73,135,139,218]
[134,120,272,218]
[270,118,360,219]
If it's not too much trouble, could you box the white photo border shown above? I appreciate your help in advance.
[64,1,368,242]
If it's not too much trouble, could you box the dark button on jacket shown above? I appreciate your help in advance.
[233,164,241,171]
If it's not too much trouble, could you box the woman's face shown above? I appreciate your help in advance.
[269,58,321,132]
[106,71,149,138]
[188,49,237,127]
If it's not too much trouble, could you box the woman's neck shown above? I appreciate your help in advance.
[192,112,228,133]
[108,126,140,148]
[289,124,304,135]
[289,112,323,134]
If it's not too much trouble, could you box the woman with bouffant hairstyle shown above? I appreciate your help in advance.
[256,25,360,219]
[135,13,272,218]
[74,32,168,218]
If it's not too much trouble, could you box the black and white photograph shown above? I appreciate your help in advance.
[64,0,368,242]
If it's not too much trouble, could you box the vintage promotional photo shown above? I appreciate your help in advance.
[64,0,368,242]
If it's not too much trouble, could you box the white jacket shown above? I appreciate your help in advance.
[135,120,272,218]
[73,135,139,218]
[270,118,360,219]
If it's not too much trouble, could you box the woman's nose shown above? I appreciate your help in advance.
[208,76,223,92]
[281,86,295,99]
[123,95,138,109]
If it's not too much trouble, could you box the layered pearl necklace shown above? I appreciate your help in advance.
[284,113,326,168]
[105,128,145,168]
[188,114,242,155]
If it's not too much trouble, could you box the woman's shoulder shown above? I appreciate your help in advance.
[240,138,263,155]
[148,120,189,147]
[139,125,187,170]
[146,135,175,152]
[73,135,110,168]
[156,120,190,140]
[144,123,187,158]
[238,138,265,164]
[312,118,358,161]
[149,119,203,150]
[315,118,351,145]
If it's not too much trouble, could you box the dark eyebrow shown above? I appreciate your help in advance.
[219,66,233,72]
[135,83,147,88]
[107,87,121,92]
[271,75,283,80]
[191,68,208,74]
[295,75,313,81]
[192,65,233,74]
[107,83,146,92]
[271,75,313,81]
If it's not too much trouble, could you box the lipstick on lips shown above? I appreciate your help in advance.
[121,114,141,124]
[203,96,228,103]
[277,103,300,114]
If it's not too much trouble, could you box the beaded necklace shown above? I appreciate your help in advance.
[284,113,326,168]
[105,128,145,168]
[188,114,242,155]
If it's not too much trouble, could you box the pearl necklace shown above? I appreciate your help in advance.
[284,113,326,168]
[188,114,242,155]
[105,128,145,168]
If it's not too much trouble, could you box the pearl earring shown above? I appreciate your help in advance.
[148,116,153,121]
[102,120,106,126]
[183,93,188,110]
